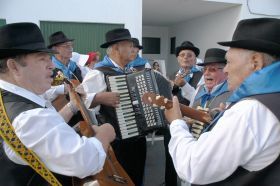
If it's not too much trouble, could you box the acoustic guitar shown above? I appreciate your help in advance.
[141,92,212,124]
[66,79,134,186]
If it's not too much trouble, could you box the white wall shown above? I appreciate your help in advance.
[166,5,241,77]
[0,0,142,41]
[142,26,169,61]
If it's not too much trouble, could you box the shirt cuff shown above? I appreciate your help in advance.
[170,119,190,131]
[87,137,107,173]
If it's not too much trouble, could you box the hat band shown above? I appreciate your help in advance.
[7,42,47,50]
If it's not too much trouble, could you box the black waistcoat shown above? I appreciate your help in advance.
[193,93,280,186]
[0,90,72,186]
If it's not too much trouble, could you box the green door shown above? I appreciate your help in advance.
[0,19,6,27]
[40,21,124,58]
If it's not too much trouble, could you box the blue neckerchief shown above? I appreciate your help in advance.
[127,55,148,68]
[94,55,128,75]
[195,81,228,107]
[52,56,78,79]
[179,66,201,82]
[228,61,280,103]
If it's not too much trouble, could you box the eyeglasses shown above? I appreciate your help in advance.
[202,66,224,73]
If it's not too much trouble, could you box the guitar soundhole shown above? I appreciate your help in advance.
[109,174,128,184]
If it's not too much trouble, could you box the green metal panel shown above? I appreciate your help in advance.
[0,19,6,27]
[40,21,124,58]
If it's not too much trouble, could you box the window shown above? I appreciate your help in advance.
[170,37,176,54]
[142,37,160,54]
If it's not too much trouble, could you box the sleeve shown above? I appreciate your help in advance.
[82,70,107,109]
[42,85,65,102]
[168,99,280,184]
[181,82,196,101]
[12,108,106,178]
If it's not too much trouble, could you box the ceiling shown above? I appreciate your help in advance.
[143,0,240,26]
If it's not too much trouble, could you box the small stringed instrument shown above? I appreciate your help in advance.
[65,79,135,186]
[142,92,212,124]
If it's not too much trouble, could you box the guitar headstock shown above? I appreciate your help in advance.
[142,92,172,109]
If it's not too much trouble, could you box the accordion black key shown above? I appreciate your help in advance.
[107,69,172,139]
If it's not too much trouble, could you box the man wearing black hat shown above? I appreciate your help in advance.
[161,41,203,186]
[82,28,147,186]
[127,38,151,72]
[48,31,83,82]
[165,18,280,185]
[180,48,231,140]
[173,41,203,106]
[0,22,115,185]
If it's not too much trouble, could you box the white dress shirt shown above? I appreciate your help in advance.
[169,99,280,184]
[0,80,106,178]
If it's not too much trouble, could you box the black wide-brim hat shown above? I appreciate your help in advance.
[100,28,133,48]
[218,18,280,56]
[198,48,227,66]
[132,38,143,50]
[0,22,57,59]
[48,31,74,49]
[175,41,200,57]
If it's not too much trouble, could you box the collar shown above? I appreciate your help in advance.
[228,61,280,103]
[0,80,47,108]
[195,80,228,101]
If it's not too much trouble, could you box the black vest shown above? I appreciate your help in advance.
[193,93,280,186]
[172,71,203,106]
[0,90,72,186]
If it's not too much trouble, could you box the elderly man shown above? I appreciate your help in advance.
[0,22,115,185]
[82,28,147,186]
[165,18,280,185]
[181,48,231,139]
[127,38,151,72]
[173,41,203,106]
[48,31,83,82]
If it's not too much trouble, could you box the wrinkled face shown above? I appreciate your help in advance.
[13,52,55,94]
[54,41,73,59]
[202,63,227,91]
[116,40,133,65]
[177,49,196,69]
[224,48,255,91]
[129,46,139,61]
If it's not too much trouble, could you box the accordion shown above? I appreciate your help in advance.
[107,69,172,139]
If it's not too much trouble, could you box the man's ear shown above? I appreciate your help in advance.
[251,52,265,71]
[6,58,20,75]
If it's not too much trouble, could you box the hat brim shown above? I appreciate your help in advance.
[197,58,226,66]
[218,39,280,55]
[100,38,133,48]
[47,38,74,49]
[0,48,58,59]
[176,46,200,57]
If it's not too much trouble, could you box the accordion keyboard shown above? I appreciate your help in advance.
[108,75,139,139]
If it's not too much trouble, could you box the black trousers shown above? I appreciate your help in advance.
[163,128,178,186]
[112,136,147,186]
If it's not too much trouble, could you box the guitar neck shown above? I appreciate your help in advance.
[165,100,212,123]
